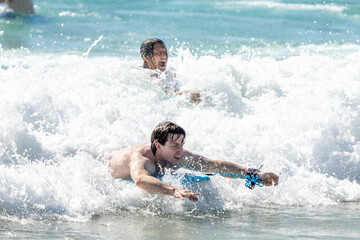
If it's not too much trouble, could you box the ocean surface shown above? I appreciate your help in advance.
[1,0,360,239]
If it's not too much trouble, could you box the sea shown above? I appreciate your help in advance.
[1,0,360,239]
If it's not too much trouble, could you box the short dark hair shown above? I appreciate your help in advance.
[140,38,166,68]
[150,121,186,156]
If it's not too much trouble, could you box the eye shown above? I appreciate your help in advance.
[172,144,181,149]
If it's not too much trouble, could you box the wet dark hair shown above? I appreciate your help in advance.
[150,121,186,156]
[140,38,166,68]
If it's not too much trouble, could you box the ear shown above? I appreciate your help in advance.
[142,55,151,64]
[142,55,155,69]
[155,141,161,150]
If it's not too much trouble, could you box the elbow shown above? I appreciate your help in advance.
[133,175,146,187]
[133,176,142,187]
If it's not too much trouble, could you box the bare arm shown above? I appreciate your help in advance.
[180,150,279,186]
[164,89,201,103]
[181,150,247,176]
[175,91,201,102]
[129,154,199,201]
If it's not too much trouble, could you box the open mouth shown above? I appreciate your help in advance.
[158,61,166,70]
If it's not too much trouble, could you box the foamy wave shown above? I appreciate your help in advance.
[58,11,99,17]
[1,44,360,220]
[217,1,347,13]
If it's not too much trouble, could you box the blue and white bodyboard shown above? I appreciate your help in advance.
[158,172,210,185]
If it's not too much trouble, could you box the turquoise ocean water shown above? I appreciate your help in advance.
[1,0,360,239]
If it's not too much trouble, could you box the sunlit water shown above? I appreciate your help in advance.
[1,0,360,239]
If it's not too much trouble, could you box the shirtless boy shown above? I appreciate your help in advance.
[140,38,201,102]
[108,121,279,202]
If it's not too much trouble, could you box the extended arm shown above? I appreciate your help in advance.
[180,150,279,186]
[175,90,201,102]
[181,151,247,176]
[163,89,201,103]
[129,155,199,201]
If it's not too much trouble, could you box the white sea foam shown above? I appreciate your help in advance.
[1,44,360,220]
[217,1,347,13]
[58,11,99,18]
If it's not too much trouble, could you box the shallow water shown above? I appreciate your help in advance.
[1,0,360,239]
[2,203,360,239]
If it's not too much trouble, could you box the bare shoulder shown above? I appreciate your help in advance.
[178,149,198,166]
[109,143,152,179]
[181,149,206,160]
[128,144,156,177]
[129,144,155,165]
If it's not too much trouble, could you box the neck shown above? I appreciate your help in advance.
[153,154,175,172]
[153,154,162,172]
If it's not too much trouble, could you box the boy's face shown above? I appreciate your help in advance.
[156,134,184,165]
[144,43,168,72]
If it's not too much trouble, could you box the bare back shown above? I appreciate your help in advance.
[108,143,156,180]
